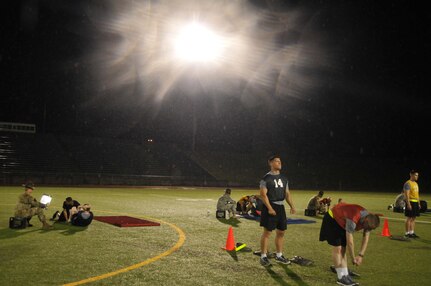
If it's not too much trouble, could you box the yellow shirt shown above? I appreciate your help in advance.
[404,180,419,201]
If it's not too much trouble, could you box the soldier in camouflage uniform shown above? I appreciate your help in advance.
[14,182,52,229]
[216,188,237,218]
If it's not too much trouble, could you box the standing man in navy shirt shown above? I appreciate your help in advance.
[259,155,296,266]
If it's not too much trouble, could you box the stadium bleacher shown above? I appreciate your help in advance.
[0,132,217,186]
[0,132,421,190]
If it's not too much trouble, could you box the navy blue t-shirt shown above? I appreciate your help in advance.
[260,172,289,202]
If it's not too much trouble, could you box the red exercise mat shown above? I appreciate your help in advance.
[94,216,160,227]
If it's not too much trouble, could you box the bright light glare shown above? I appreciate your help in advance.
[174,22,224,63]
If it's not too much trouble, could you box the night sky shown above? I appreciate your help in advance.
[1,0,430,177]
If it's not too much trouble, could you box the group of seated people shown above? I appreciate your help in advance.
[52,196,94,227]
[305,191,333,216]
[12,182,93,230]
[216,188,263,218]
[217,188,335,219]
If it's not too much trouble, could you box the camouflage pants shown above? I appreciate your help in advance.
[15,207,47,223]
[219,204,236,214]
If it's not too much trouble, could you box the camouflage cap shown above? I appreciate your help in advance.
[22,182,34,190]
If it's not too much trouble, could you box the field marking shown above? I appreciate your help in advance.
[176,198,215,202]
[381,215,431,224]
[61,210,186,286]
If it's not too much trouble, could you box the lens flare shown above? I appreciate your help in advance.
[174,22,225,63]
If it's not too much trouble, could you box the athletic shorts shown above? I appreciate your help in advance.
[236,202,242,212]
[260,203,287,231]
[319,212,346,247]
[405,201,420,217]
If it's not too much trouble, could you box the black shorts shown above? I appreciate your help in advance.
[405,201,420,217]
[319,212,346,247]
[260,203,287,231]
[236,202,242,212]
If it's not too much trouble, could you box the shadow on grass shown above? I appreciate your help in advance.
[415,238,431,245]
[226,250,239,262]
[266,267,289,286]
[0,227,41,239]
[408,246,431,250]
[53,222,88,235]
[0,223,89,239]
[217,218,241,227]
[281,264,310,286]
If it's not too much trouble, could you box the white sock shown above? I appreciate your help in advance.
[261,253,267,259]
[409,230,414,234]
[335,268,344,279]
[341,267,349,277]
[276,252,283,258]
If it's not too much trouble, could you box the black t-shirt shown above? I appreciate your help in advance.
[260,172,289,202]
[71,211,93,227]
[63,200,80,212]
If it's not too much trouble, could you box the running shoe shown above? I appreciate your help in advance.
[275,255,291,265]
[260,256,272,267]
[336,275,358,286]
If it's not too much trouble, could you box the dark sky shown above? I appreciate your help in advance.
[1,0,430,168]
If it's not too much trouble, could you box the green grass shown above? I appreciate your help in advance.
[1,186,430,286]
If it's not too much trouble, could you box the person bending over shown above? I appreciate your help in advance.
[236,195,253,214]
[319,203,380,286]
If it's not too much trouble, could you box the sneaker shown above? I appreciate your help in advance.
[51,211,60,220]
[337,275,357,286]
[275,255,291,265]
[404,234,412,238]
[410,233,419,238]
[260,256,272,267]
[346,275,359,286]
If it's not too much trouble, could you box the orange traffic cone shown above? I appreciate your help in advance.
[223,226,236,251]
[381,218,391,237]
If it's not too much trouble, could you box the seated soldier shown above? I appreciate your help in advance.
[216,188,237,218]
[388,192,406,212]
[236,195,253,214]
[54,197,80,222]
[14,182,52,229]
[306,191,325,215]
[70,204,93,227]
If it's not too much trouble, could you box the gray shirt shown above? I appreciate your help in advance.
[345,209,369,233]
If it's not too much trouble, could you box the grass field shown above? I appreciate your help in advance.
[1,186,430,286]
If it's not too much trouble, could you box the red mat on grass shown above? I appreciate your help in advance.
[94,216,160,227]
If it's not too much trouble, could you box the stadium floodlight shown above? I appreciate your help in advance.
[173,22,225,63]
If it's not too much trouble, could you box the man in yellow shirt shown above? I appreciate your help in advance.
[404,170,420,238]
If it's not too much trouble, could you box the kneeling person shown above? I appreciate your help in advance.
[58,197,80,222]
[70,204,93,227]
